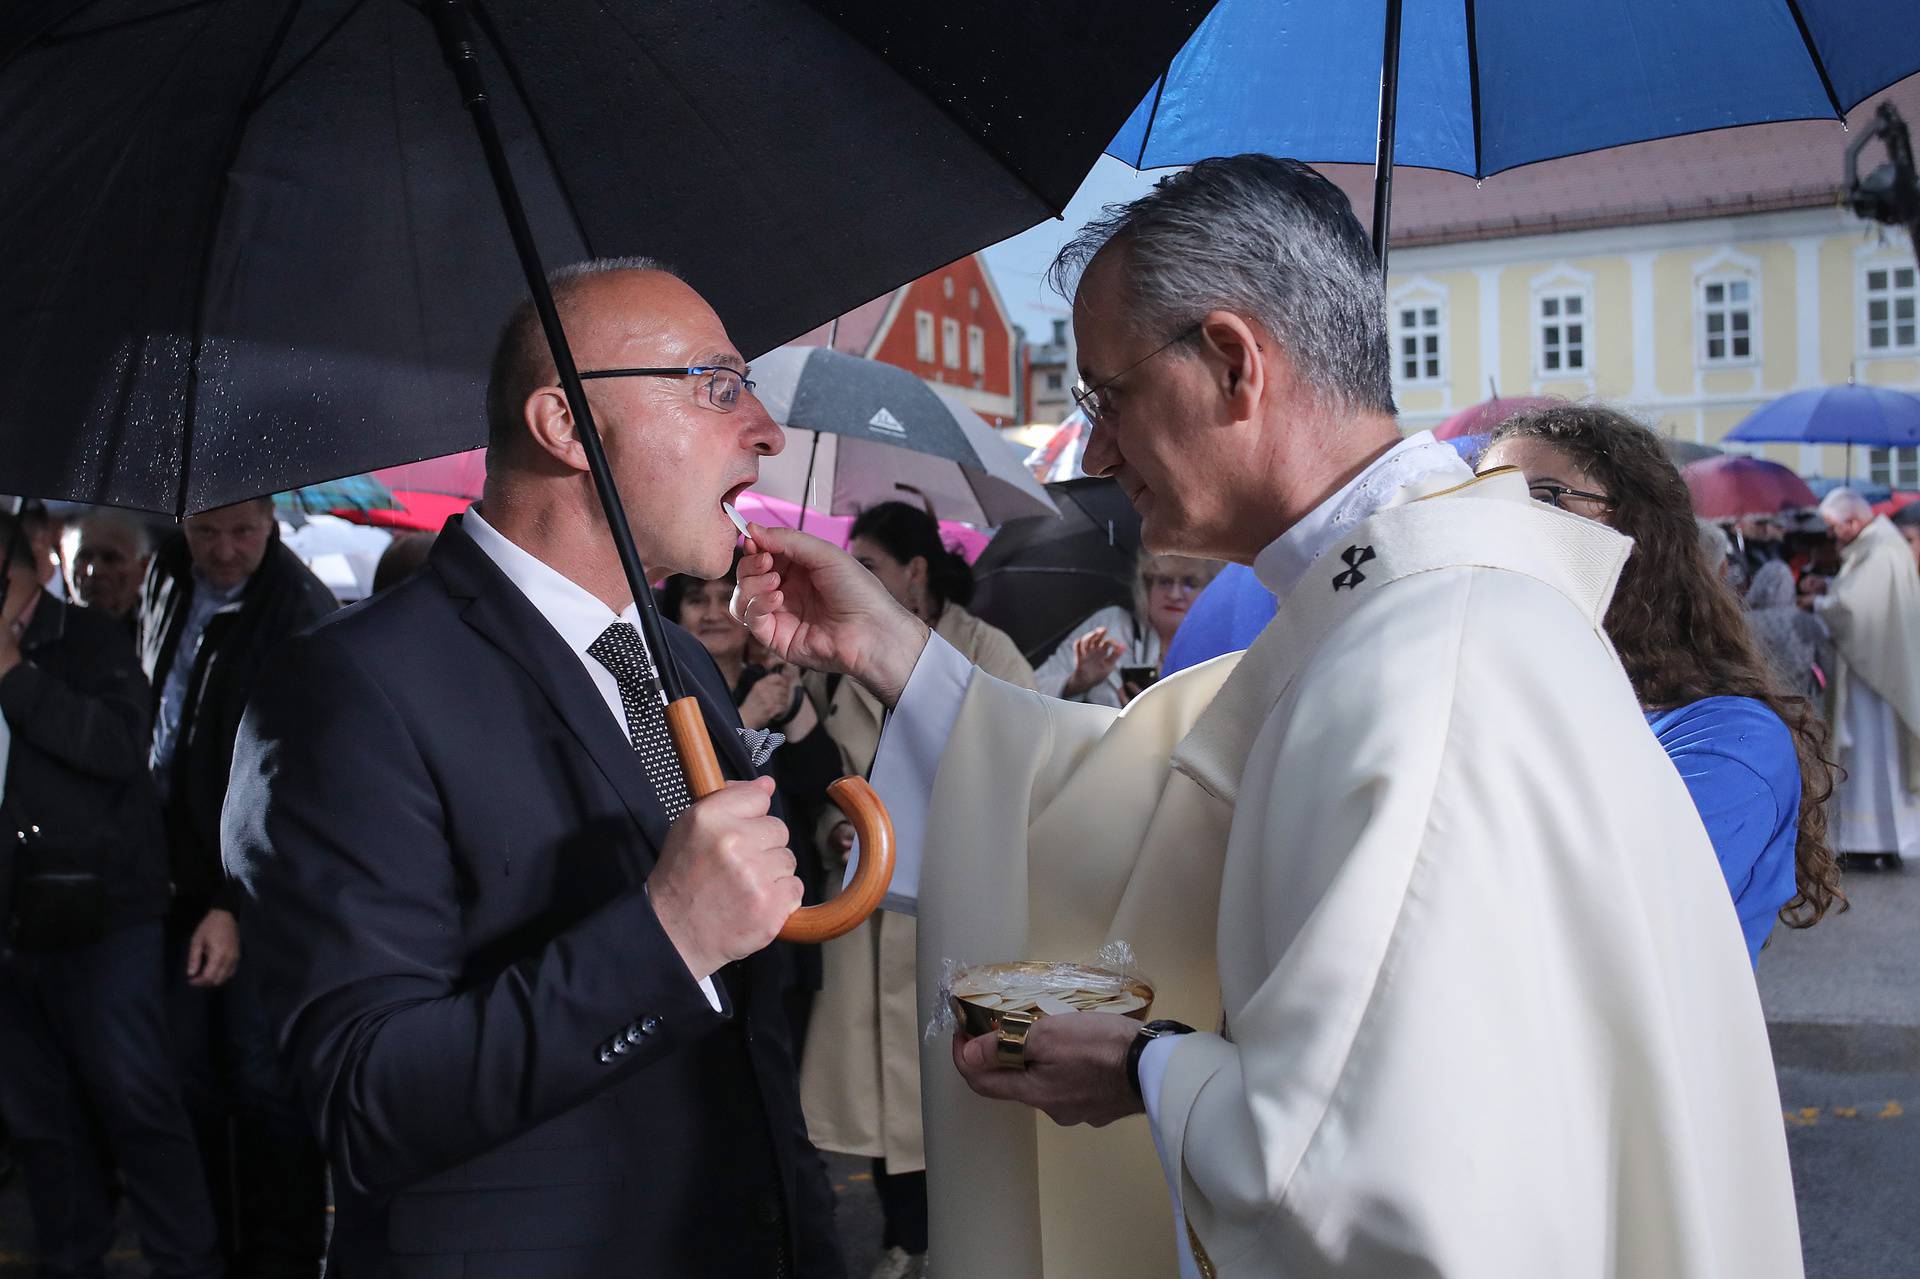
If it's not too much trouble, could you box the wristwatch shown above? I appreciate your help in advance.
[1125,1019,1196,1099]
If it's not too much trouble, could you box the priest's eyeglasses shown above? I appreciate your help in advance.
[1528,481,1615,512]
[1071,324,1201,424]
[577,366,756,412]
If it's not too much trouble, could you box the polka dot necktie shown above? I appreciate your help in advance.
[587,621,692,819]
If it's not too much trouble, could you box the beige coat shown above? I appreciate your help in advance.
[908,472,1798,1277]
[800,603,1034,1169]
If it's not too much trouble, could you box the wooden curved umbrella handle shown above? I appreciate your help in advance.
[665,698,895,944]
[780,776,894,943]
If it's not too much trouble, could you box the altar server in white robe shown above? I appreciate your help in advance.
[1811,488,1920,864]
[736,156,1801,1278]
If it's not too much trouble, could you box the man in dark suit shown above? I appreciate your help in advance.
[224,258,841,1277]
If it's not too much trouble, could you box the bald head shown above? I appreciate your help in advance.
[1819,487,1875,546]
[474,259,782,596]
[484,257,686,466]
[66,509,152,619]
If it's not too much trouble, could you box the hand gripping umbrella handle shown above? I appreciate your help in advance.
[663,699,895,944]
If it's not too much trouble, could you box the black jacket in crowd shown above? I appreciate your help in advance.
[140,531,336,917]
[0,591,169,936]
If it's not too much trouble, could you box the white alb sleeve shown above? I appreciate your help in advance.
[1140,1034,1204,1279]
[845,631,974,916]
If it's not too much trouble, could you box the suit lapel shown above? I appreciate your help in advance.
[432,525,672,858]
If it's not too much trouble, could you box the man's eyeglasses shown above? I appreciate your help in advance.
[577,366,756,413]
[1528,482,1615,512]
[1071,324,1199,425]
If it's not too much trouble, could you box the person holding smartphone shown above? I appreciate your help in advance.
[1033,549,1220,707]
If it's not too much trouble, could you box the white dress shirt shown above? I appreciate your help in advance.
[859,432,1470,1276]
[463,509,723,1012]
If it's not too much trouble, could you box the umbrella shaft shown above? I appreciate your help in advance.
[1370,0,1405,278]
[426,0,686,702]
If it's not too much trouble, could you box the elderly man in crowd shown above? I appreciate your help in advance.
[66,508,154,630]
[737,155,1800,1277]
[141,497,337,1278]
[1808,487,1920,869]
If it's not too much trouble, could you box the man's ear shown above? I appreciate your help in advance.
[1196,310,1265,422]
[523,384,590,473]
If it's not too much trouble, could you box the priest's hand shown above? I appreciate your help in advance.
[952,1012,1144,1128]
[733,523,930,707]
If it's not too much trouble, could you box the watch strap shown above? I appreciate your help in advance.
[1125,1018,1196,1100]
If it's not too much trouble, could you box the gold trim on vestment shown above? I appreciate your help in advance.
[1416,464,1521,502]
[1187,1221,1218,1278]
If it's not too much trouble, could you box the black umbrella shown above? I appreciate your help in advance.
[970,477,1142,664]
[1,0,1210,941]
[0,0,1209,513]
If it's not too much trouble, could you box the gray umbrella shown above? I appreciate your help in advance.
[749,346,1057,526]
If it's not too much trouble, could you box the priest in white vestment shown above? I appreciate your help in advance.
[1812,488,1920,864]
[737,156,1801,1278]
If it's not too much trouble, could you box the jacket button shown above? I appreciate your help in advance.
[624,1025,644,1046]
[598,1046,615,1064]
[610,1037,630,1056]
[641,1015,662,1034]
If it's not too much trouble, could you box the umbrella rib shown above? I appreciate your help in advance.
[1777,0,1845,118]
[466,4,597,257]
[251,0,373,109]
[175,0,305,517]
[1463,0,1485,178]
[1134,72,1170,169]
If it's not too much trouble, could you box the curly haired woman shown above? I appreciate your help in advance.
[1483,404,1843,963]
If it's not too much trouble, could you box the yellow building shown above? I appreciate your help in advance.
[1327,75,1920,485]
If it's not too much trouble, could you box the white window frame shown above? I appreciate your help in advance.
[1533,286,1591,378]
[965,324,985,374]
[1697,273,1757,367]
[1869,446,1920,488]
[1044,370,1064,391]
[1390,296,1446,387]
[1861,259,1919,355]
[914,311,935,363]
[941,317,962,369]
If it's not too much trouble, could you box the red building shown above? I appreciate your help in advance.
[790,253,1020,427]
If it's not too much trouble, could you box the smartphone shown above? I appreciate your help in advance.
[1119,664,1160,690]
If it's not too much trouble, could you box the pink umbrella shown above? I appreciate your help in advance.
[734,491,988,563]
[342,447,992,562]
[1433,395,1560,441]
[1681,455,1818,519]
[371,449,488,500]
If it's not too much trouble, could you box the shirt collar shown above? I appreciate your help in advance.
[463,506,641,657]
[1250,430,1469,605]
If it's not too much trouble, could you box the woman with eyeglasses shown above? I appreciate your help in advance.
[1034,550,1222,706]
[1481,404,1843,963]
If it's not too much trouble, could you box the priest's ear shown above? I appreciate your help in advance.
[1195,310,1266,423]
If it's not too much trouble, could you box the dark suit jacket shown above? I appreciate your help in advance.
[143,532,337,916]
[223,521,842,1279]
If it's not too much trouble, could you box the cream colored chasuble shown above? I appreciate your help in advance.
[874,470,1799,1278]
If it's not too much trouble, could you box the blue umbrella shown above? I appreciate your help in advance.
[1724,384,1920,449]
[1107,0,1920,271]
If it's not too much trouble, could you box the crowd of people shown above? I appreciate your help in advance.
[0,153,1915,1279]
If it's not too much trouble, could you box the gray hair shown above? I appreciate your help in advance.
[1818,487,1873,523]
[1048,155,1394,417]
[74,508,153,555]
[1695,518,1730,574]
[485,256,685,455]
